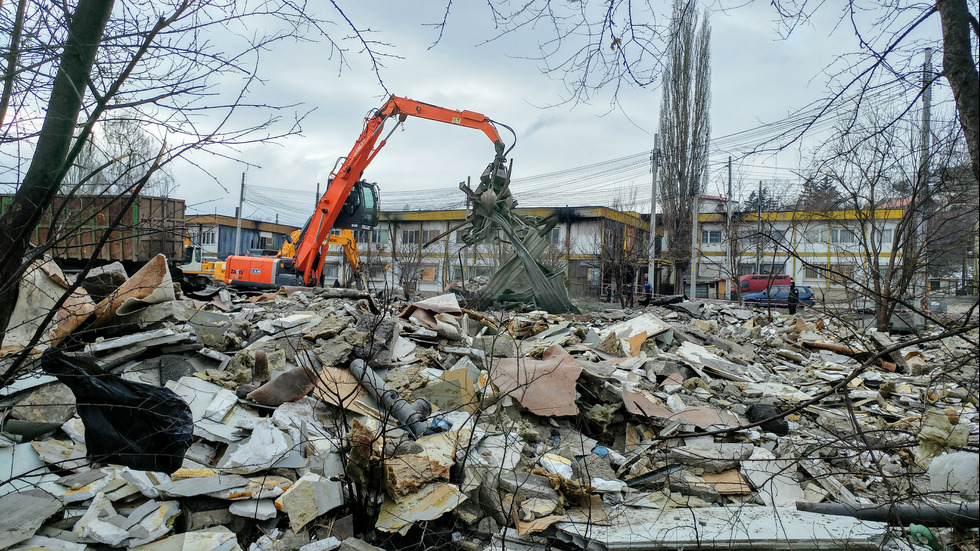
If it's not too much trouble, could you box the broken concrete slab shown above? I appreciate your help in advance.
[155,468,250,498]
[229,499,278,520]
[667,442,755,474]
[0,489,63,549]
[275,472,344,532]
[555,505,888,550]
[741,447,805,507]
[129,525,242,551]
[376,482,467,535]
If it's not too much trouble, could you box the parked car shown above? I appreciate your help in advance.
[739,273,792,293]
[743,285,815,307]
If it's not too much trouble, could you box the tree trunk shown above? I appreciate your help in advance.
[938,0,980,185]
[0,0,115,342]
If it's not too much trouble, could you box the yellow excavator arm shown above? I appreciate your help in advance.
[279,229,362,286]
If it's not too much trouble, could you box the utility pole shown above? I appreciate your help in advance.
[725,157,733,299]
[919,47,933,303]
[690,190,699,300]
[647,134,660,294]
[755,180,763,273]
[234,173,245,256]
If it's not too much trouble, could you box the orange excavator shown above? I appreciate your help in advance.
[223,95,512,289]
[279,228,364,288]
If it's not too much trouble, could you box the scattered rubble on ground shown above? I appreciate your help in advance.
[1,255,978,550]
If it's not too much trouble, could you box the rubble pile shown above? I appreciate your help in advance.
[1,256,978,550]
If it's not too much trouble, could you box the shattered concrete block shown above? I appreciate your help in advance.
[928,451,979,500]
[204,388,239,421]
[741,447,804,507]
[519,497,558,520]
[8,535,87,550]
[353,315,399,366]
[539,453,573,479]
[229,499,279,520]
[208,475,294,501]
[73,492,128,546]
[298,536,342,551]
[385,452,452,497]
[0,489,63,550]
[121,500,181,546]
[667,443,755,474]
[497,471,561,503]
[376,482,467,535]
[155,468,250,498]
[129,526,241,551]
[472,334,518,358]
[8,382,76,424]
[555,505,888,549]
[667,469,721,502]
[338,538,385,551]
[275,472,344,532]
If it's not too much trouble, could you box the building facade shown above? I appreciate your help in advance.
[185,214,298,261]
[694,206,909,301]
[319,206,650,298]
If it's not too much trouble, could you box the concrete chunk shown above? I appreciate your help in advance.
[0,490,63,550]
[275,472,344,532]
[556,505,888,550]
[229,499,279,520]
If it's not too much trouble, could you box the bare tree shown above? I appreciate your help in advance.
[582,199,647,307]
[658,0,710,291]
[784,107,976,328]
[427,2,977,187]
[387,225,424,297]
[63,115,175,197]
[0,1,390,376]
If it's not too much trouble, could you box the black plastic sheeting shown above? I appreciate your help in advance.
[41,348,193,474]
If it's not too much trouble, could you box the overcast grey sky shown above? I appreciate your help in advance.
[170,2,947,225]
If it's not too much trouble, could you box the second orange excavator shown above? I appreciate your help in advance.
[223,95,513,289]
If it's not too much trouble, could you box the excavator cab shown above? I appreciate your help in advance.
[334,180,380,229]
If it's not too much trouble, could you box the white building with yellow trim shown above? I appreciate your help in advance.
[319,206,650,297]
[694,205,908,301]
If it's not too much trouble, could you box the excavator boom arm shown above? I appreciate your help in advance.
[293,95,507,285]
[377,96,506,156]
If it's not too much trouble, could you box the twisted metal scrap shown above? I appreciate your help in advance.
[458,156,578,314]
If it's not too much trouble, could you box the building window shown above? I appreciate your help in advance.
[401,230,435,245]
[804,229,826,244]
[356,229,389,244]
[203,231,215,245]
[759,263,784,275]
[367,263,386,280]
[804,266,823,279]
[258,232,274,250]
[701,230,722,244]
[550,227,561,244]
[322,263,339,280]
[420,264,438,282]
[829,264,854,284]
[878,228,893,247]
[830,228,857,244]
[771,229,787,244]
